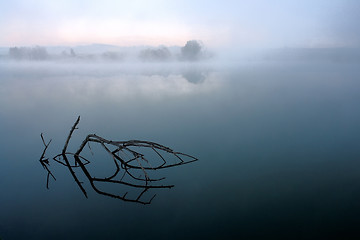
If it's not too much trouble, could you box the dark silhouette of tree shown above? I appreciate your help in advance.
[139,46,171,62]
[9,46,48,60]
[70,48,76,57]
[8,47,22,60]
[181,40,202,61]
[39,116,197,204]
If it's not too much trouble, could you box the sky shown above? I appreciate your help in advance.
[0,0,359,48]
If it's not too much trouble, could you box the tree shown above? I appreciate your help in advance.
[139,46,171,62]
[31,46,48,60]
[181,40,203,61]
[40,116,197,204]
[8,47,22,60]
[8,46,48,60]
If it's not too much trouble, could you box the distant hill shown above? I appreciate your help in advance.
[43,44,180,55]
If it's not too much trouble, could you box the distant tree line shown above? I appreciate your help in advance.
[8,46,48,60]
[7,40,211,62]
[139,40,207,62]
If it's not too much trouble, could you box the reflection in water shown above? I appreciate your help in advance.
[138,67,209,84]
[181,69,207,84]
[0,62,219,113]
[39,116,197,204]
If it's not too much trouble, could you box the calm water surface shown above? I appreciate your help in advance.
[0,61,360,239]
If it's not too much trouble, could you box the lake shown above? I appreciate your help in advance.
[0,60,360,239]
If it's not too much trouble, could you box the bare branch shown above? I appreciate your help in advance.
[62,116,80,155]
[39,116,198,204]
[39,133,55,188]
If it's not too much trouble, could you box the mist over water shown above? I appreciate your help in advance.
[1,58,360,239]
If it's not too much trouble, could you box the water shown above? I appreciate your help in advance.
[1,60,360,239]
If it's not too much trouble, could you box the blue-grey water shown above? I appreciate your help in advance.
[0,60,360,239]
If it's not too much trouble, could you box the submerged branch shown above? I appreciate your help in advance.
[39,116,198,204]
[62,116,80,155]
[39,133,55,189]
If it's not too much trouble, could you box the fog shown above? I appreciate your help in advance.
[2,40,360,65]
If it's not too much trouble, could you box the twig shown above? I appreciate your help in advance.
[39,133,56,189]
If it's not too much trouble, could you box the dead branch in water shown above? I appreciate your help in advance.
[39,133,55,189]
[40,116,198,204]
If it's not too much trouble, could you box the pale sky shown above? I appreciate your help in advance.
[0,0,359,48]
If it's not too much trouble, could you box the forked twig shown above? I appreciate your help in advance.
[39,133,55,189]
